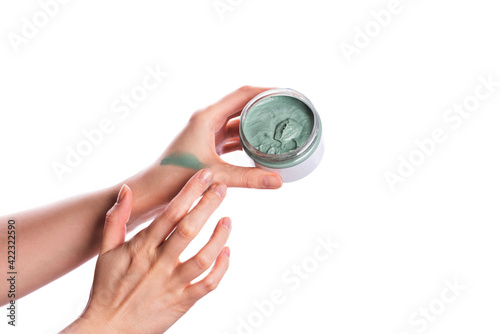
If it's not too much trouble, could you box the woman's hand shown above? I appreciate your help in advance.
[63,169,231,333]
[161,85,283,188]
[0,87,279,307]
[124,86,283,227]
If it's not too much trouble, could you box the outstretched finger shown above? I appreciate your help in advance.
[174,217,231,284]
[218,140,243,155]
[215,117,241,147]
[182,247,230,304]
[225,117,241,140]
[158,183,227,262]
[223,165,283,189]
[145,169,214,247]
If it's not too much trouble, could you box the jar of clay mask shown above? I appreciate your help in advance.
[239,88,323,182]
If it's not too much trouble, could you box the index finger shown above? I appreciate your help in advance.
[144,169,214,247]
[206,86,273,130]
[158,183,227,262]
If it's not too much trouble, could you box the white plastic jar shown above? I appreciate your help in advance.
[239,88,324,182]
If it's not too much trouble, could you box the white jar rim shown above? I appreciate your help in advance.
[239,88,322,169]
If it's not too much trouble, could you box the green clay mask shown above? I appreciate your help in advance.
[160,152,206,170]
[242,96,314,155]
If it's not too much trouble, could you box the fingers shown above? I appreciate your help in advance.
[215,118,241,154]
[216,117,241,145]
[158,183,227,261]
[219,140,243,155]
[145,169,214,247]
[223,165,283,189]
[182,246,230,304]
[101,184,133,255]
[225,117,241,140]
[206,86,272,131]
[175,217,231,282]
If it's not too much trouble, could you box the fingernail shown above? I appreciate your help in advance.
[200,169,213,186]
[224,247,231,257]
[117,184,127,204]
[222,217,232,231]
[262,175,282,189]
[214,184,227,198]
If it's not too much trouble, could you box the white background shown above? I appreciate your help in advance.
[1,0,500,333]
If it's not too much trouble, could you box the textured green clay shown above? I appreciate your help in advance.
[160,152,206,170]
[243,96,314,154]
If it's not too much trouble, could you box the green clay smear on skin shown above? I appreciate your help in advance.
[243,96,314,154]
[160,152,206,170]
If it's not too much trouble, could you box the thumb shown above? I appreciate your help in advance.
[224,165,283,189]
[101,184,133,254]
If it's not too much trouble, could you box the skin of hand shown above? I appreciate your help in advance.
[124,85,284,228]
[62,169,231,333]
[0,86,281,305]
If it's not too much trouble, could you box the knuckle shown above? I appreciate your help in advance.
[204,104,216,114]
[129,231,153,255]
[238,85,252,95]
[163,205,183,223]
[203,190,223,210]
[189,110,204,124]
[194,253,212,271]
[241,169,255,188]
[203,278,219,292]
[177,223,197,240]
[189,110,201,122]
